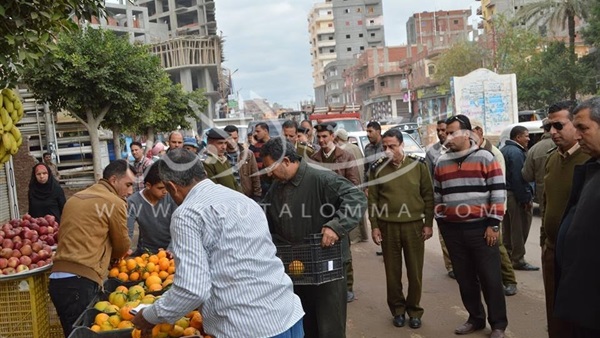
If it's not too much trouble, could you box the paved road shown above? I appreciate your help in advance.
[347,213,546,338]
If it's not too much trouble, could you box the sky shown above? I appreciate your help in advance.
[215,0,480,109]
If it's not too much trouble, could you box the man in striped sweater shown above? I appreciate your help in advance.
[433,115,507,338]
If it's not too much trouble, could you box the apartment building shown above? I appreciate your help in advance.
[308,0,385,106]
[407,9,473,51]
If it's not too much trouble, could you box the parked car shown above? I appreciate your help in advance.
[347,131,426,159]
[518,109,547,122]
[497,120,545,149]
[390,123,422,146]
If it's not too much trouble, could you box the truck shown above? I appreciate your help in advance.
[307,104,364,132]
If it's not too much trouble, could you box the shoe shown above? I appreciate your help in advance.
[346,291,355,303]
[513,262,540,271]
[490,329,505,338]
[448,270,456,279]
[504,284,518,296]
[454,322,485,335]
[409,317,422,329]
[376,251,383,256]
[393,315,406,327]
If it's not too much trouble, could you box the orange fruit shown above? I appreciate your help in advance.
[152,325,161,336]
[159,323,173,332]
[167,266,175,274]
[118,272,129,282]
[119,259,127,267]
[90,324,101,332]
[158,258,170,271]
[148,255,159,264]
[118,320,134,329]
[183,327,200,336]
[94,313,109,326]
[148,283,163,292]
[142,271,150,280]
[145,275,162,288]
[190,312,203,330]
[109,267,119,278]
[120,306,134,321]
[157,250,167,259]
[162,279,173,288]
[126,259,138,271]
[145,262,156,273]
[120,265,128,273]
[132,328,142,338]
[116,285,128,293]
[129,272,140,282]
[168,324,184,337]
[141,253,149,260]
[158,271,169,280]
[134,256,144,265]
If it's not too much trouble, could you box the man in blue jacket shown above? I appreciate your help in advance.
[501,126,538,271]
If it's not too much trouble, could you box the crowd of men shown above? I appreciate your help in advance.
[47,97,600,338]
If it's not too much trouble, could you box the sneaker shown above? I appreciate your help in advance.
[504,284,518,296]
[513,262,539,271]
[347,291,355,303]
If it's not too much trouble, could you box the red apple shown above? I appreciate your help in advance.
[42,245,52,253]
[22,214,32,221]
[13,242,23,251]
[0,230,5,237]
[19,255,32,266]
[38,226,48,235]
[30,252,40,264]
[45,215,56,223]
[0,258,7,269]
[29,263,38,269]
[12,235,21,243]
[7,257,19,268]
[4,230,15,239]
[11,250,21,258]
[3,267,16,275]
[16,264,29,273]
[2,224,11,233]
[23,239,32,246]
[0,248,12,259]
[9,219,19,226]
[38,250,49,260]
[31,242,42,253]
[31,224,40,232]
[20,245,32,256]
[37,260,46,267]
[45,237,55,246]
[21,220,31,228]
[2,239,14,249]
[23,229,35,240]
[31,234,39,243]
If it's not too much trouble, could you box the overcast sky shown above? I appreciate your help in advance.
[215,1,479,109]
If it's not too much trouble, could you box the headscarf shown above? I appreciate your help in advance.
[28,163,60,201]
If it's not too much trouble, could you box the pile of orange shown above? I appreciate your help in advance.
[108,250,175,292]
[91,285,156,333]
[131,310,210,338]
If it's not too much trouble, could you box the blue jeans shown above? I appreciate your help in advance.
[270,318,304,338]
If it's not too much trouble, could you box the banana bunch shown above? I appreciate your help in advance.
[0,88,24,164]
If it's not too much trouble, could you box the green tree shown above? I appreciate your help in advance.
[581,0,600,93]
[515,0,591,99]
[24,28,168,179]
[133,83,209,151]
[491,16,541,74]
[434,41,490,90]
[0,0,104,88]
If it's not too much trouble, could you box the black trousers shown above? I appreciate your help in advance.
[294,267,347,338]
[439,224,508,330]
[49,276,100,337]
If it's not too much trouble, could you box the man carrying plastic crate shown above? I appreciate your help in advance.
[260,137,367,338]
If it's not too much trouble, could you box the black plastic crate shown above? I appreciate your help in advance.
[275,233,343,285]
[68,326,132,338]
[72,308,133,336]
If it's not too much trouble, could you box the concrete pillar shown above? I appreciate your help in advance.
[180,68,193,92]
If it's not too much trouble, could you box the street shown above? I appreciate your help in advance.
[347,212,546,338]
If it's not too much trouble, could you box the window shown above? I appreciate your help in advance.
[453,19,459,24]
[344,9,349,14]
[347,47,352,52]
[327,11,332,15]
[329,48,335,53]
[360,46,364,51]
[357,20,363,25]
[357,8,362,13]
[359,33,363,38]
[346,34,350,39]
[380,81,385,87]
[368,7,374,13]
[369,19,375,24]
[428,64,436,76]
[370,33,375,37]
[328,23,333,27]
[328,36,334,40]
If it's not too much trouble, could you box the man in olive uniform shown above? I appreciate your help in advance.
[202,128,243,193]
[369,128,433,329]
[282,120,315,159]
[261,137,366,338]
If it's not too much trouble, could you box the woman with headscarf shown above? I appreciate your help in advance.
[28,163,67,223]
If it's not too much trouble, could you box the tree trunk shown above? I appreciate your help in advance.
[87,119,103,181]
[145,127,155,156]
[568,12,577,100]
[112,125,122,160]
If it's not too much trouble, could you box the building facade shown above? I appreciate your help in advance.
[308,0,385,106]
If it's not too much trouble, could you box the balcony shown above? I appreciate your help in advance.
[364,0,379,5]
[316,26,335,34]
[366,24,382,31]
[316,14,334,22]
[476,7,482,16]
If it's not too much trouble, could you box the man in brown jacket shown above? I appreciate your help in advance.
[224,125,262,201]
[49,159,134,337]
[311,122,361,302]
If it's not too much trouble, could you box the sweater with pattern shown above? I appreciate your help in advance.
[434,143,506,227]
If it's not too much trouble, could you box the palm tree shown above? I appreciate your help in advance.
[515,0,591,99]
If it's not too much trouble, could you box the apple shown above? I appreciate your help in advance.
[0,258,7,269]
[11,250,21,258]
[9,219,19,226]
[20,245,32,256]
[2,239,14,249]
[29,264,38,269]
[3,267,16,275]
[2,224,11,233]
[31,234,39,243]
[31,242,42,253]
[19,256,32,266]
[13,242,23,251]
[38,226,48,235]
[12,235,21,243]
[30,252,40,264]
[45,215,56,223]
[42,245,52,253]
[7,257,19,268]
[0,230,5,237]
[23,239,32,246]
[47,227,55,235]
[16,264,29,273]
[22,214,32,221]
[21,220,31,228]
[37,260,46,267]
[23,229,35,240]
[4,230,15,239]
[38,250,49,260]
[0,248,12,259]
[39,218,49,227]
[45,237,55,246]
[31,224,40,232]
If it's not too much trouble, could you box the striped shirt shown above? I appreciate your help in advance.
[142,179,304,338]
[433,143,506,226]
[132,157,154,193]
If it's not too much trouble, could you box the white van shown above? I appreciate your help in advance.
[497,120,545,149]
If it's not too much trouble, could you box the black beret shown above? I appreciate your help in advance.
[206,128,229,140]
[297,126,309,134]
[315,122,337,133]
